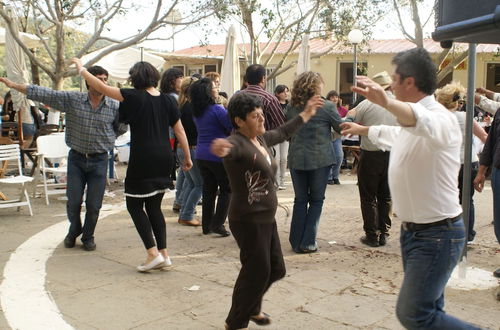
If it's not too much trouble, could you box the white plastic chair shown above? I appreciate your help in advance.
[0,144,34,216]
[35,134,70,205]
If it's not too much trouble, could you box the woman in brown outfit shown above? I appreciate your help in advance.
[211,92,323,330]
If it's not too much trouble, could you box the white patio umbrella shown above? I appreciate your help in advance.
[296,34,310,75]
[81,45,165,83]
[0,27,44,48]
[5,7,32,140]
[220,25,240,98]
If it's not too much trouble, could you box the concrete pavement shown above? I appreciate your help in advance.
[0,165,499,329]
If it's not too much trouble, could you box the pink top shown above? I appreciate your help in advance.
[337,105,348,118]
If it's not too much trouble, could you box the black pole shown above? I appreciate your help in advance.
[460,43,476,266]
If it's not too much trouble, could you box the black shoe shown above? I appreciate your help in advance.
[172,203,181,213]
[494,268,500,278]
[212,226,230,237]
[333,179,340,185]
[360,236,379,247]
[64,234,76,248]
[379,234,387,246]
[82,239,96,251]
[327,180,335,185]
[297,247,318,254]
[250,312,272,325]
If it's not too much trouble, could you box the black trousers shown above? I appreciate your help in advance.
[197,159,231,233]
[357,150,392,238]
[226,221,286,329]
[126,193,166,250]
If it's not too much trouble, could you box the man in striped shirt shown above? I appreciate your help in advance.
[0,66,123,251]
[240,64,285,131]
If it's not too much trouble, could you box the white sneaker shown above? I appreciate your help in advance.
[137,254,164,272]
[154,256,172,269]
[278,185,286,190]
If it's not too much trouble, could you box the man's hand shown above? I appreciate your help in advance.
[340,122,369,136]
[211,138,233,157]
[352,76,389,108]
[182,158,193,171]
[71,58,83,73]
[0,77,27,94]
[475,87,489,95]
[0,77,15,89]
[473,173,485,192]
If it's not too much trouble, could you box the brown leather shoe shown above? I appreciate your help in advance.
[178,219,201,226]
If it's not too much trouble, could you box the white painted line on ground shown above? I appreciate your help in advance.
[0,203,126,330]
[0,221,73,330]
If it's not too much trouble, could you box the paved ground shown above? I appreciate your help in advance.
[0,164,499,330]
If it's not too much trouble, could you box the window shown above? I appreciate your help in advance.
[265,67,276,94]
[486,63,500,92]
[204,64,217,74]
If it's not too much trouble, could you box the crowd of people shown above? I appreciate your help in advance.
[1,45,499,329]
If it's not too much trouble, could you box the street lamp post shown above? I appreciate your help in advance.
[347,29,364,105]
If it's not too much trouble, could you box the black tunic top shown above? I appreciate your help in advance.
[222,116,304,224]
[119,89,180,197]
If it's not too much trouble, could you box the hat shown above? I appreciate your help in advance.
[372,71,392,90]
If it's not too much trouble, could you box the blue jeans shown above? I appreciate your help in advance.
[490,167,500,244]
[289,166,330,252]
[328,138,343,181]
[22,123,36,137]
[396,218,480,330]
[174,165,185,206]
[178,148,203,220]
[66,150,108,243]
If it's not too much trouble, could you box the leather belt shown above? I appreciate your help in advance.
[189,145,197,149]
[402,214,462,232]
[72,149,107,158]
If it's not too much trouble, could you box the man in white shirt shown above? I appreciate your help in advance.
[341,48,480,329]
[475,86,500,115]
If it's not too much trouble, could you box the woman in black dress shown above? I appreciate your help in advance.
[72,58,192,272]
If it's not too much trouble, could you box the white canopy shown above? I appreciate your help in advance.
[0,27,44,48]
[4,8,32,131]
[296,34,310,75]
[81,46,166,83]
[220,25,240,98]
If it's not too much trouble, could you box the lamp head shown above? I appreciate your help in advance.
[347,29,364,44]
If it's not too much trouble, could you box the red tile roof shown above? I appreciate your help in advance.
[174,38,499,56]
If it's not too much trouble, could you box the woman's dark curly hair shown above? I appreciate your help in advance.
[189,78,215,117]
[160,68,184,94]
[128,62,160,89]
[291,71,324,108]
[227,92,263,129]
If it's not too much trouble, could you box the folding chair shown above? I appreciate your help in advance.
[0,144,34,216]
[35,134,70,205]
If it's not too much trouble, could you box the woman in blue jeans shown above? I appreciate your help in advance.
[287,72,343,253]
[177,77,203,226]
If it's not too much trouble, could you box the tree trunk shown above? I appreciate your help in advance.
[29,50,40,85]
[46,76,64,125]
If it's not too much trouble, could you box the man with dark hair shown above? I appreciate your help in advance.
[240,64,285,131]
[0,65,124,251]
[341,48,480,329]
